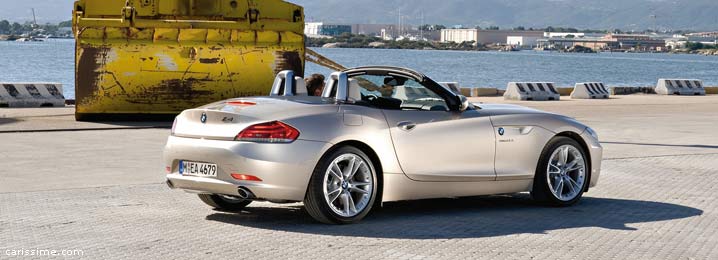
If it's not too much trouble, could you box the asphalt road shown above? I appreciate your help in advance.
[1,95,717,259]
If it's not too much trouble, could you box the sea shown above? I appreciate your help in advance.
[2,38,718,99]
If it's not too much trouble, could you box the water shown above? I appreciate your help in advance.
[0,39,76,97]
[2,39,717,99]
[307,48,718,89]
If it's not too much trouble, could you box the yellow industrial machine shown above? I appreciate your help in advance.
[72,0,305,120]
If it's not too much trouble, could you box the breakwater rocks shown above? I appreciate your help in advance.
[697,49,718,56]
[671,49,718,56]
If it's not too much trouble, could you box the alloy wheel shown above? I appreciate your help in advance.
[546,145,586,201]
[322,153,374,217]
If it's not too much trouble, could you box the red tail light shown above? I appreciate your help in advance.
[226,100,256,106]
[236,121,300,143]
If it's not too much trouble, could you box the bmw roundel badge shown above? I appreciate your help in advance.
[200,112,207,124]
[498,127,505,136]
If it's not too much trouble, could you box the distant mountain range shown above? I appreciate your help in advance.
[292,0,718,31]
[3,0,717,31]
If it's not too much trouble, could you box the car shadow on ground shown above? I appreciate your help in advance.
[205,194,702,239]
[0,117,19,125]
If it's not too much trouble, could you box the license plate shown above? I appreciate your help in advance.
[179,161,218,177]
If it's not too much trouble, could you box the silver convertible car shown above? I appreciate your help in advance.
[163,66,602,224]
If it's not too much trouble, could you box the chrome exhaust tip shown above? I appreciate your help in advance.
[237,187,255,200]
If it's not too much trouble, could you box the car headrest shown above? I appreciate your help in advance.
[294,76,307,96]
[347,79,362,102]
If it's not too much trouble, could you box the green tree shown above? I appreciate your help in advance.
[486,26,500,30]
[58,20,72,27]
[11,22,23,34]
[0,20,10,33]
[513,26,525,31]
[686,42,705,50]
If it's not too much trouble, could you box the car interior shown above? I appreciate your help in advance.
[277,71,453,112]
[347,74,449,111]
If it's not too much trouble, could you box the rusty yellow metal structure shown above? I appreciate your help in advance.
[72,0,305,120]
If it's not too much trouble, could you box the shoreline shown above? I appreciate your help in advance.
[313,45,718,56]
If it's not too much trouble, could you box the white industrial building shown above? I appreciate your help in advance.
[440,29,478,44]
[305,22,323,36]
[441,29,545,45]
[507,36,541,47]
[544,32,586,38]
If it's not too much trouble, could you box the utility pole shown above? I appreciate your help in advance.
[398,7,402,37]
[649,6,657,33]
[420,10,424,41]
[31,8,38,29]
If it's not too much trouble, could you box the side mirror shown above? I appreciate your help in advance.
[458,95,469,112]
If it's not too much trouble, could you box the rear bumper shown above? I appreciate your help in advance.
[163,136,331,202]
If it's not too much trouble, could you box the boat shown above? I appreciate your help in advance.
[15,37,43,42]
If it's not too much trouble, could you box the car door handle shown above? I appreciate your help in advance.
[397,121,417,131]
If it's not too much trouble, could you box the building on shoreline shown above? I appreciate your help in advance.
[665,33,718,49]
[305,22,352,37]
[507,36,541,48]
[537,34,666,51]
[440,29,544,45]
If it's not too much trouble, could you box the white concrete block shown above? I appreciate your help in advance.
[0,83,65,107]
[571,82,610,99]
[656,79,706,96]
[504,82,560,101]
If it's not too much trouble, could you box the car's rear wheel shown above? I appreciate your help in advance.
[531,136,588,206]
[304,146,377,224]
[198,194,252,211]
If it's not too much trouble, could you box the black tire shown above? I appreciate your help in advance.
[304,146,378,224]
[198,194,252,211]
[531,136,589,206]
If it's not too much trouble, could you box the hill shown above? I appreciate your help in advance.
[2,0,717,31]
[292,0,718,31]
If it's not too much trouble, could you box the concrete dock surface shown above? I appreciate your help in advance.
[1,94,717,259]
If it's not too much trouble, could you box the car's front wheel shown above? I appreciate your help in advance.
[198,194,252,211]
[531,137,589,206]
[304,146,378,224]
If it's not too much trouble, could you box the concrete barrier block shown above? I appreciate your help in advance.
[656,79,706,96]
[0,83,65,107]
[475,88,499,97]
[504,82,560,101]
[571,82,610,99]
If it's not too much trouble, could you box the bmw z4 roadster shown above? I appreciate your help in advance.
[163,66,602,224]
